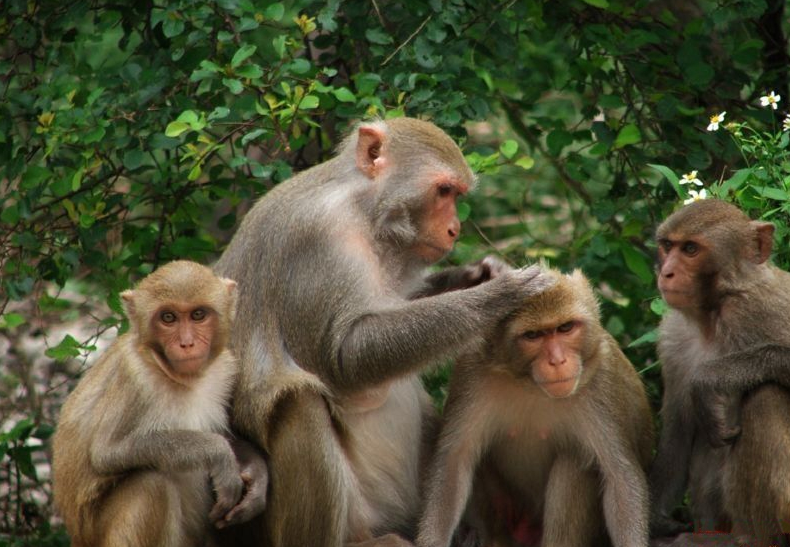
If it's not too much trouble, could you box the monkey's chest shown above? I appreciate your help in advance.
[336,377,427,537]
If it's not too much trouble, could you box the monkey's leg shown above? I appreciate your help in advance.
[265,389,350,547]
[725,386,790,547]
[542,456,600,547]
[97,471,186,547]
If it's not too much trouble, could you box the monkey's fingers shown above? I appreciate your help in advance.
[693,387,742,447]
[515,264,558,296]
[215,476,268,528]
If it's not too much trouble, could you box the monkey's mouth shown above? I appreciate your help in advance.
[537,375,581,399]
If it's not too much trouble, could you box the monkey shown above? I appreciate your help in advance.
[649,199,790,545]
[212,117,553,547]
[415,267,654,547]
[52,260,268,547]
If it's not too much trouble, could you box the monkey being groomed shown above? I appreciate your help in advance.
[417,268,654,547]
[52,260,268,547]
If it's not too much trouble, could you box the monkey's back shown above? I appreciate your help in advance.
[52,337,132,542]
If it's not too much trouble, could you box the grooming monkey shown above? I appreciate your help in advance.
[214,117,552,547]
[650,199,790,544]
[417,268,654,547]
[52,260,267,547]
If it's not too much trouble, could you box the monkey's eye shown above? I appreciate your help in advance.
[557,321,575,334]
[437,184,453,198]
[191,308,206,321]
[522,330,542,340]
[160,311,176,324]
[681,241,699,256]
[658,239,673,252]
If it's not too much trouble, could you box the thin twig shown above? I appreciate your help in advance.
[382,14,432,67]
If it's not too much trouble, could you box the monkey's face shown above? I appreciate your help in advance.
[412,174,468,263]
[656,233,712,310]
[515,321,585,399]
[148,303,219,378]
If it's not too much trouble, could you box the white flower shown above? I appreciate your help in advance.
[783,114,790,132]
[684,188,708,205]
[760,91,781,110]
[680,170,703,186]
[707,111,726,131]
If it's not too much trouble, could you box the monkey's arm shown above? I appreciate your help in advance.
[411,256,511,298]
[416,385,490,547]
[692,343,790,446]
[334,266,551,390]
[647,398,694,537]
[586,415,650,547]
[217,437,269,528]
[90,429,243,522]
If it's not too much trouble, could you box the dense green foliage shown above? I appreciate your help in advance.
[2,0,789,542]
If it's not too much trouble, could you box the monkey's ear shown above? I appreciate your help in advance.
[751,221,775,264]
[355,125,386,179]
[221,278,238,322]
[120,290,136,319]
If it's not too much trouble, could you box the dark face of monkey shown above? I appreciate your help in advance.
[411,175,467,262]
[148,303,220,377]
[656,199,774,311]
[499,270,598,399]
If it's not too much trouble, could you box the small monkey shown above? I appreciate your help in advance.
[52,260,267,547]
[650,199,790,545]
[417,268,653,547]
[214,117,551,547]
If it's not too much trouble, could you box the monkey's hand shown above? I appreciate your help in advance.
[510,264,557,298]
[415,256,513,298]
[462,256,513,286]
[207,449,245,524]
[691,382,742,447]
[216,440,269,528]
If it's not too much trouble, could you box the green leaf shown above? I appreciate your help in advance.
[45,334,82,361]
[0,313,25,329]
[241,129,266,146]
[264,3,284,21]
[22,165,52,190]
[628,329,658,348]
[289,58,311,75]
[123,149,145,170]
[546,129,573,156]
[756,187,790,201]
[650,298,669,316]
[236,64,264,79]
[162,18,184,38]
[648,163,682,197]
[300,95,320,110]
[514,156,535,170]
[208,107,230,121]
[365,28,393,45]
[621,245,653,283]
[457,202,471,222]
[333,87,356,103]
[1,204,19,225]
[231,44,257,68]
[272,35,287,59]
[165,121,191,138]
[499,140,518,159]
[582,0,609,7]
[613,124,641,149]
[188,163,202,181]
[223,78,244,94]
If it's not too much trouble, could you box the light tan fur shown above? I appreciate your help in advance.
[52,261,244,547]
[417,269,653,547]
